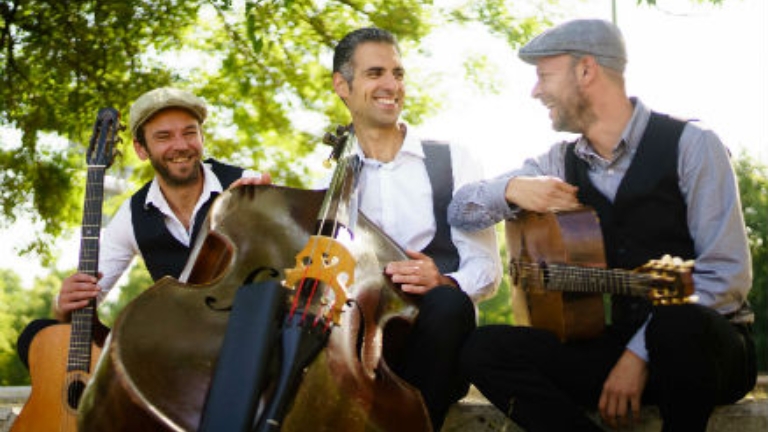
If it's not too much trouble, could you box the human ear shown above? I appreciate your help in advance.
[333,72,350,99]
[133,139,149,161]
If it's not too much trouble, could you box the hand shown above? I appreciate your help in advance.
[598,350,649,429]
[56,272,102,321]
[385,250,458,295]
[229,172,272,189]
[505,176,580,212]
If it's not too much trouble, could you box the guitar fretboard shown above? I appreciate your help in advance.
[513,260,658,298]
[547,264,656,297]
[68,165,106,372]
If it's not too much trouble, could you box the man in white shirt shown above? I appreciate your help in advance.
[331,28,502,431]
[17,87,270,366]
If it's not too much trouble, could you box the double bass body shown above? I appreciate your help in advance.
[78,184,431,431]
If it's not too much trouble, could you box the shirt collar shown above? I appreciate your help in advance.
[574,97,651,165]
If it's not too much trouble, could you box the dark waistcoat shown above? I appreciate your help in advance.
[130,158,243,281]
[564,113,695,330]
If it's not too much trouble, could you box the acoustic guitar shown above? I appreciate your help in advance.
[505,207,695,342]
[12,108,121,432]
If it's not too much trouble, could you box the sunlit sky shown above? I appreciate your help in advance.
[2,0,766,287]
[419,0,768,176]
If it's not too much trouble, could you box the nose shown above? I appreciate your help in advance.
[381,72,402,91]
[531,81,542,99]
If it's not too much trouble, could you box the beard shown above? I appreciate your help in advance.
[147,151,202,187]
[550,75,596,134]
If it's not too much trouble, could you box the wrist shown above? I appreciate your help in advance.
[440,274,460,290]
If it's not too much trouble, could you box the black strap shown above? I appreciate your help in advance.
[420,141,460,275]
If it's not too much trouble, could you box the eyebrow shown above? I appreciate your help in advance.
[363,66,405,75]
[152,123,199,137]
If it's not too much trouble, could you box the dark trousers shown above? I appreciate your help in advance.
[461,303,756,432]
[393,286,476,432]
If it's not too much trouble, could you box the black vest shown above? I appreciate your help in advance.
[565,113,695,331]
[420,141,460,275]
[130,158,244,281]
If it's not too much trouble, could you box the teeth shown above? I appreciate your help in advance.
[377,98,396,105]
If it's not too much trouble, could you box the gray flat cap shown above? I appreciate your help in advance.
[519,19,627,72]
[129,87,207,137]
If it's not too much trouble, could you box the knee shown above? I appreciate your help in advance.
[421,286,476,331]
[647,303,711,343]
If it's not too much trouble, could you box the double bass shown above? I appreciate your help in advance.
[78,126,432,431]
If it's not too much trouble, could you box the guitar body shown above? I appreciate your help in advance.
[505,209,607,341]
[12,321,109,432]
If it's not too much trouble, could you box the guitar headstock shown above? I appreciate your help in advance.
[636,254,696,304]
[87,107,123,168]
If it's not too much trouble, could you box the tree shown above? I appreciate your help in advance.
[734,152,768,371]
[1,0,546,263]
[0,269,58,385]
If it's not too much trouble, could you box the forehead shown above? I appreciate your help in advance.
[143,108,200,132]
[535,54,573,73]
[351,41,402,70]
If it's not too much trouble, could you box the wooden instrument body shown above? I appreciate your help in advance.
[11,323,108,432]
[78,185,431,431]
[505,209,607,341]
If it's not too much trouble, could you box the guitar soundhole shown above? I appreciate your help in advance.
[67,379,87,410]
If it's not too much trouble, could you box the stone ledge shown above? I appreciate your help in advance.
[2,378,766,431]
[443,376,768,432]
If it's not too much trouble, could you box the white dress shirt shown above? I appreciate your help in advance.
[351,125,501,302]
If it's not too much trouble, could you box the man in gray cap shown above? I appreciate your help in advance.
[449,19,756,431]
[17,87,271,367]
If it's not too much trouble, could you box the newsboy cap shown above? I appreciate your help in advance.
[519,19,627,72]
[129,87,208,137]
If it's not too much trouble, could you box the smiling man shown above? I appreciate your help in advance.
[16,87,271,367]
[331,28,501,431]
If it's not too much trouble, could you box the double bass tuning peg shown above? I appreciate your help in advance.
[322,124,352,168]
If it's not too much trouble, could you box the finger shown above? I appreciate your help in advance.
[400,283,429,295]
[64,289,100,302]
[630,396,642,425]
[385,259,420,275]
[404,250,429,261]
[391,272,420,284]
[60,299,92,313]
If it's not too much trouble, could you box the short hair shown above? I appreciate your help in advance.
[333,27,400,83]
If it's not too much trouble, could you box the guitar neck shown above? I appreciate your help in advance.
[68,165,106,372]
[535,262,655,298]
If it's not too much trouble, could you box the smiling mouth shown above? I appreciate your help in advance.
[375,97,398,107]
[168,155,195,164]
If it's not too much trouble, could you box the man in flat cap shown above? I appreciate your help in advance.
[17,87,271,367]
[449,19,756,431]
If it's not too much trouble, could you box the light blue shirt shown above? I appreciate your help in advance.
[448,98,752,360]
